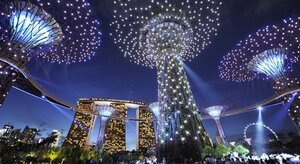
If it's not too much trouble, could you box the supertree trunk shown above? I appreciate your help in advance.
[157,55,211,161]
[0,62,17,106]
[273,77,300,135]
[215,118,228,145]
[97,118,108,151]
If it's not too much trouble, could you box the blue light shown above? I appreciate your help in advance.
[98,106,115,121]
[149,102,160,118]
[254,54,285,77]
[10,11,53,47]
[8,2,63,50]
[249,48,288,80]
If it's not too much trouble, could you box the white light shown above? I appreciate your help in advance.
[258,106,263,111]
[249,49,287,80]
[205,105,224,118]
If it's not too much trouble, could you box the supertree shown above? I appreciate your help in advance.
[205,105,228,145]
[219,17,300,135]
[149,102,164,146]
[96,105,116,151]
[110,0,222,160]
[0,0,101,106]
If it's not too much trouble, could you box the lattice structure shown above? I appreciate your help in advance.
[0,0,101,107]
[243,122,279,141]
[110,0,222,160]
[205,106,228,145]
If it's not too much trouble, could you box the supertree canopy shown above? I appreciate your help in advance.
[111,0,222,160]
[219,17,300,82]
[149,102,160,118]
[205,105,223,118]
[0,0,101,63]
[219,17,300,135]
[205,105,228,145]
[110,0,221,67]
[8,1,63,50]
[0,0,101,106]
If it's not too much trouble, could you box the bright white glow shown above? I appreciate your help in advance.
[97,106,115,121]
[10,11,57,47]
[249,49,287,79]
[149,102,160,117]
[205,105,224,118]
[258,106,263,111]
[219,17,300,82]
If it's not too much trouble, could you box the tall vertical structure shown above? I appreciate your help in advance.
[7,129,21,147]
[96,105,115,151]
[0,0,101,107]
[205,106,228,145]
[219,17,300,135]
[64,102,97,147]
[136,106,156,153]
[103,103,127,154]
[20,126,38,144]
[149,102,162,146]
[110,0,222,160]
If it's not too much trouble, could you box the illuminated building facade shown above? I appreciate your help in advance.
[20,126,38,144]
[7,129,21,147]
[65,98,153,154]
[63,102,97,147]
[103,103,127,154]
[136,106,156,153]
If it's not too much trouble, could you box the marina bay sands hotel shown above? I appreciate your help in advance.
[63,98,156,154]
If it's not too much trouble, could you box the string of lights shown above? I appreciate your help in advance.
[1,0,101,63]
[111,0,222,159]
[0,0,101,106]
[219,16,300,135]
[219,17,300,82]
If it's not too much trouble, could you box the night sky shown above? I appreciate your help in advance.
[1,0,300,150]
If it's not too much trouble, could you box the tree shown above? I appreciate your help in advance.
[214,144,231,158]
[234,145,249,157]
[202,146,214,157]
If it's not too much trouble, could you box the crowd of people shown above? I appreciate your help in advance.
[134,153,300,164]
[201,153,300,164]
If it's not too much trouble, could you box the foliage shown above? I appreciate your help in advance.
[214,144,231,158]
[234,145,249,157]
[202,146,215,157]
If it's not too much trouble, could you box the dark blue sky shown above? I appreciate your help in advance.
[0,0,300,150]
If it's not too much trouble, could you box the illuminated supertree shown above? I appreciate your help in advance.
[110,0,221,160]
[96,105,116,151]
[205,105,228,145]
[149,102,164,145]
[219,17,300,134]
[0,0,101,106]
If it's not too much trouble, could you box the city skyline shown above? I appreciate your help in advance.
[0,0,300,151]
